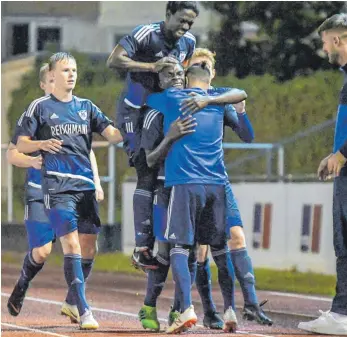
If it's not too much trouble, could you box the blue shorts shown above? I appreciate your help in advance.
[116,97,144,167]
[45,190,101,238]
[165,184,226,247]
[225,182,243,238]
[25,200,54,249]
[153,181,171,242]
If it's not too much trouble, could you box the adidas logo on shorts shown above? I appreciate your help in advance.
[169,233,176,239]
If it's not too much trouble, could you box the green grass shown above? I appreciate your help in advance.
[2,252,336,296]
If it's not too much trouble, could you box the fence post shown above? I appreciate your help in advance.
[265,149,272,179]
[7,161,13,223]
[108,144,116,225]
[277,145,285,180]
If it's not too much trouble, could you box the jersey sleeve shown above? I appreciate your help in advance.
[185,33,196,60]
[118,24,153,58]
[141,110,164,151]
[90,101,114,134]
[16,104,40,139]
[11,111,27,144]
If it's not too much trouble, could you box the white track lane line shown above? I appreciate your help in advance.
[2,292,274,336]
[1,322,71,337]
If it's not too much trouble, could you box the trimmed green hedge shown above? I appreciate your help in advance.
[6,52,342,222]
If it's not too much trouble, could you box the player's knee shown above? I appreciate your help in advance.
[60,232,81,255]
[32,242,52,263]
[228,226,246,250]
[197,244,209,263]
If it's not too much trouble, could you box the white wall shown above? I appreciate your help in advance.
[122,182,336,275]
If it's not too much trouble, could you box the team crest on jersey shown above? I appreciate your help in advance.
[179,52,187,62]
[78,110,87,120]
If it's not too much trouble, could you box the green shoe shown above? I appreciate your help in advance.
[168,308,180,326]
[138,305,160,331]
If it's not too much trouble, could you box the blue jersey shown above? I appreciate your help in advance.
[140,108,165,179]
[11,123,43,202]
[334,67,347,157]
[16,94,113,194]
[118,21,196,109]
[147,88,226,187]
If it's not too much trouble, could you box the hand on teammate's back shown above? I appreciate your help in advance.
[153,57,178,73]
[39,139,63,154]
[180,92,210,115]
[30,155,42,170]
[167,115,197,142]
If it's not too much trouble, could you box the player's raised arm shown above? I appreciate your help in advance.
[106,26,178,72]
[6,142,42,169]
[180,88,248,115]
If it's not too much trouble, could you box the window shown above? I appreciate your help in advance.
[37,27,60,51]
[12,24,29,55]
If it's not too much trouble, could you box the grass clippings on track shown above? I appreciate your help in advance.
[2,251,336,296]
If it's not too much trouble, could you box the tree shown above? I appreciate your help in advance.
[203,1,345,81]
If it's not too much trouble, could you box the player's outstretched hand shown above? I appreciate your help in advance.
[167,116,197,141]
[180,92,210,115]
[95,183,104,202]
[39,139,63,154]
[31,155,42,170]
[153,56,178,73]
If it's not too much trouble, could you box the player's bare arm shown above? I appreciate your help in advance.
[146,115,196,168]
[17,136,63,154]
[7,142,42,169]
[90,149,104,202]
[180,89,248,115]
[106,45,178,73]
[101,125,123,144]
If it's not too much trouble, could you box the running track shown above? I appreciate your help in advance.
[1,263,336,336]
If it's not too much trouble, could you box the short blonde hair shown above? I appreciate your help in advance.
[191,48,216,68]
[39,63,49,83]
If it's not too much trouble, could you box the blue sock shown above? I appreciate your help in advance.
[133,189,154,248]
[172,259,197,312]
[195,258,216,314]
[230,247,258,306]
[18,251,44,289]
[170,247,191,312]
[64,254,89,316]
[144,256,170,307]
[211,247,235,311]
[66,258,94,305]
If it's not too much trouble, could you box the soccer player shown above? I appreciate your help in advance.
[147,63,246,334]
[139,63,250,332]
[298,14,347,335]
[7,63,105,326]
[14,52,122,329]
[188,48,273,326]
[106,1,199,269]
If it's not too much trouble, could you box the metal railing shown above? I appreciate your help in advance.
[1,141,275,224]
[227,118,336,179]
